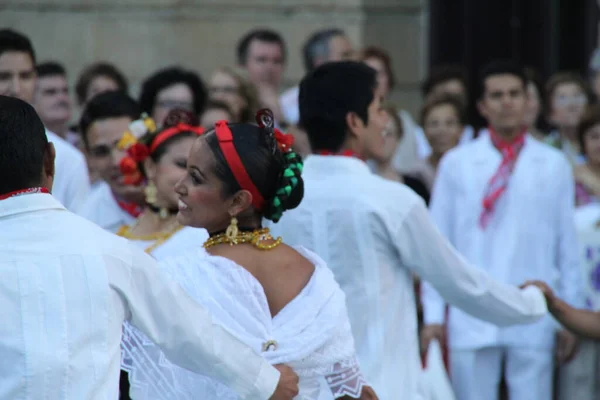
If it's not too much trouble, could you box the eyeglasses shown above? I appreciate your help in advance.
[209,86,240,95]
[555,94,587,107]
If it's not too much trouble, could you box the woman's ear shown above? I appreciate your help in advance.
[227,189,253,216]
[143,158,157,181]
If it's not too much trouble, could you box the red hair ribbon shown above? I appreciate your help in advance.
[119,123,204,185]
[150,123,205,153]
[214,120,265,210]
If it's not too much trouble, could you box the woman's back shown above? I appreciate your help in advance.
[209,243,315,317]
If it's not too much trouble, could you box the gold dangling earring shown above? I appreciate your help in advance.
[225,216,239,245]
[144,181,158,205]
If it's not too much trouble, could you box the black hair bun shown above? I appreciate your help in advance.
[262,150,304,223]
[163,108,199,128]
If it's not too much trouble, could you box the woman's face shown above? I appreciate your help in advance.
[146,136,196,210]
[85,75,120,105]
[175,137,232,231]
[209,71,246,122]
[550,82,588,129]
[152,83,194,127]
[524,82,541,129]
[363,57,390,99]
[584,123,600,165]
[423,103,462,157]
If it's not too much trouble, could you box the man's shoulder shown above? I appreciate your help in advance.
[304,171,422,212]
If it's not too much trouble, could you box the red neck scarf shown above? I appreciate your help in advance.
[0,187,49,200]
[479,127,526,229]
[315,149,365,161]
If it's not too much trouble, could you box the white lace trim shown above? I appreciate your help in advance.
[326,359,369,398]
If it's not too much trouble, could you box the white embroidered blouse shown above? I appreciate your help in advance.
[122,246,368,399]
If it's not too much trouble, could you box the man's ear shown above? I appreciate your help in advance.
[43,142,56,192]
[345,111,364,138]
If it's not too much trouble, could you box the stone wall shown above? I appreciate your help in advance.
[0,0,427,116]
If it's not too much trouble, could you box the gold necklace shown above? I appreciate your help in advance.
[117,212,183,253]
[203,227,282,250]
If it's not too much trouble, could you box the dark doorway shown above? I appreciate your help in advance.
[428,0,599,129]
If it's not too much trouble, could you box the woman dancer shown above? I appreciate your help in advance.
[122,109,376,399]
[115,109,209,399]
[115,109,209,256]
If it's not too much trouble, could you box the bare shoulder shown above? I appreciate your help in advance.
[259,244,315,284]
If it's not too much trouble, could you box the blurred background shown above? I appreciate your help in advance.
[4,0,597,120]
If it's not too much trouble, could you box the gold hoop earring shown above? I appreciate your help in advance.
[144,181,158,205]
[225,216,239,244]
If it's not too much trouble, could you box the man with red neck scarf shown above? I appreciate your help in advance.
[421,60,584,400]
[78,91,146,232]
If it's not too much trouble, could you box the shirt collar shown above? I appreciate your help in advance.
[0,193,66,218]
[303,154,372,176]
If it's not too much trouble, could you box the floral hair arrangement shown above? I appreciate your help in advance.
[117,110,205,186]
[117,113,157,185]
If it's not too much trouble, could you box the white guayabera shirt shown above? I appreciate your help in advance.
[0,193,279,399]
[270,155,548,400]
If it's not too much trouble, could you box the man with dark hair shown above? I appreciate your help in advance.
[280,28,353,125]
[77,91,146,232]
[421,60,582,400]
[236,28,286,125]
[33,61,78,147]
[237,28,285,88]
[0,29,90,212]
[271,61,549,399]
[0,94,299,400]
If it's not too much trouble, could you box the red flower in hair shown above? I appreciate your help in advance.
[127,143,150,162]
[274,128,295,152]
[123,171,143,186]
[119,156,138,175]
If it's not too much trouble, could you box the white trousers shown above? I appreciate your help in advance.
[450,347,553,400]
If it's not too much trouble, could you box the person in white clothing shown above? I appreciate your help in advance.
[78,91,147,232]
[109,108,209,398]
[33,62,81,147]
[0,95,299,400]
[0,29,90,212]
[122,109,376,399]
[269,61,549,400]
[280,28,353,126]
[421,60,583,400]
